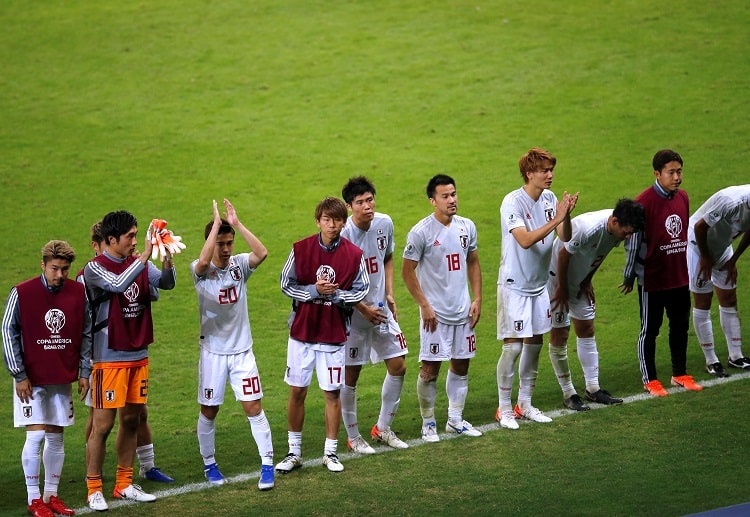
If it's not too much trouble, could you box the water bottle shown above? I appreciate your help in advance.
[377,302,388,334]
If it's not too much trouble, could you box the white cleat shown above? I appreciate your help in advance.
[275,453,303,473]
[496,408,519,430]
[113,484,156,502]
[348,435,376,454]
[323,453,345,472]
[514,404,552,423]
[421,422,440,443]
[371,424,409,449]
[87,491,109,512]
[445,419,483,437]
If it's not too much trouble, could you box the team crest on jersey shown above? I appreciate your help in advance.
[23,406,32,418]
[429,343,440,355]
[230,266,241,281]
[377,236,387,251]
[105,390,115,402]
[514,320,524,332]
[44,309,66,334]
[349,347,359,359]
[571,240,581,248]
[316,265,336,283]
[204,389,214,400]
[459,235,468,249]
[124,282,140,303]
[664,214,683,239]
[544,208,555,222]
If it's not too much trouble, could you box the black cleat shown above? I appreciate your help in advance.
[585,389,623,405]
[727,357,750,370]
[563,393,591,411]
[706,362,729,377]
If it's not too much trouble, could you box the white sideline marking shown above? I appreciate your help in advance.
[73,370,750,513]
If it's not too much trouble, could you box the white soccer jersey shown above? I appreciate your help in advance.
[498,187,559,295]
[549,209,621,288]
[341,212,394,325]
[192,253,256,355]
[689,185,750,260]
[403,213,477,325]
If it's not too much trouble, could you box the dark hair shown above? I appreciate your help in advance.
[612,198,646,232]
[341,176,376,205]
[652,149,683,172]
[204,219,235,240]
[315,197,348,221]
[101,210,138,243]
[426,174,455,199]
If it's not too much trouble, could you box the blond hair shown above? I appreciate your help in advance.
[41,240,76,264]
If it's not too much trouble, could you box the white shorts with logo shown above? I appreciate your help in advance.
[418,319,476,362]
[497,285,552,339]
[548,279,596,327]
[687,242,735,293]
[345,318,408,366]
[284,338,345,391]
[13,383,74,428]
[198,347,263,406]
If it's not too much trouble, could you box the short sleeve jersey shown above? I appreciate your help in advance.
[192,253,255,355]
[550,209,621,288]
[341,212,394,329]
[689,185,750,260]
[498,187,559,295]
[403,213,477,325]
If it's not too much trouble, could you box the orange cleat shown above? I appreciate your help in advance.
[671,375,703,391]
[644,379,668,396]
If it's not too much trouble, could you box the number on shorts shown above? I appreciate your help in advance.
[242,376,261,395]
[328,366,342,384]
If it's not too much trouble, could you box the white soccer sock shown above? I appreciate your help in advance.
[323,438,338,456]
[42,432,64,501]
[340,384,360,440]
[517,343,542,408]
[22,430,44,504]
[445,370,468,423]
[497,342,522,411]
[719,306,744,360]
[577,337,600,394]
[248,410,274,466]
[197,412,217,465]
[548,344,576,399]
[287,431,302,457]
[377,373,404,431]
[693,308,718,363]
[416,375,437,424]
[136,443,155,472]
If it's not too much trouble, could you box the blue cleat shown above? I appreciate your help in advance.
[204,463,226,485]
[258,464,275,491]
[140,466,175,483]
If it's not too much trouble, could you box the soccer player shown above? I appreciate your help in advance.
[3,240,92,517]
[80,222,174,485]
[548,199,645,411]
[688,185,750,376]
[276,197,369,474]
[192,199,275,490]
[340,177,409,454]
[83,210,177,511]
[496,148,577,430]
[402,174,483,442]
[621,150,702,396]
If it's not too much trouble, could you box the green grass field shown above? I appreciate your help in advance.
[1,1,749,515]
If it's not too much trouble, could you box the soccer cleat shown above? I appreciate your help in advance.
[514,404,552,423]
[446,419,483,437]
[27,499,54,517]
[706,362,729,378]
[257,464,275,491]
[585,389,623,405]
[113,484,156,502]
[671,375,703,391]
[275,453,303,474]
[46,495,75,516]
[421,422,440,443]
[140,466,175,483]
[348,435,376,454]
[563,393,591,411]
[644,380,668,397]
[728,356,750,370]
[203,462,226,485]
[322,453,344,472]
[371,424,409,449]
[87,491,109,512]
[496,408,519,430]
